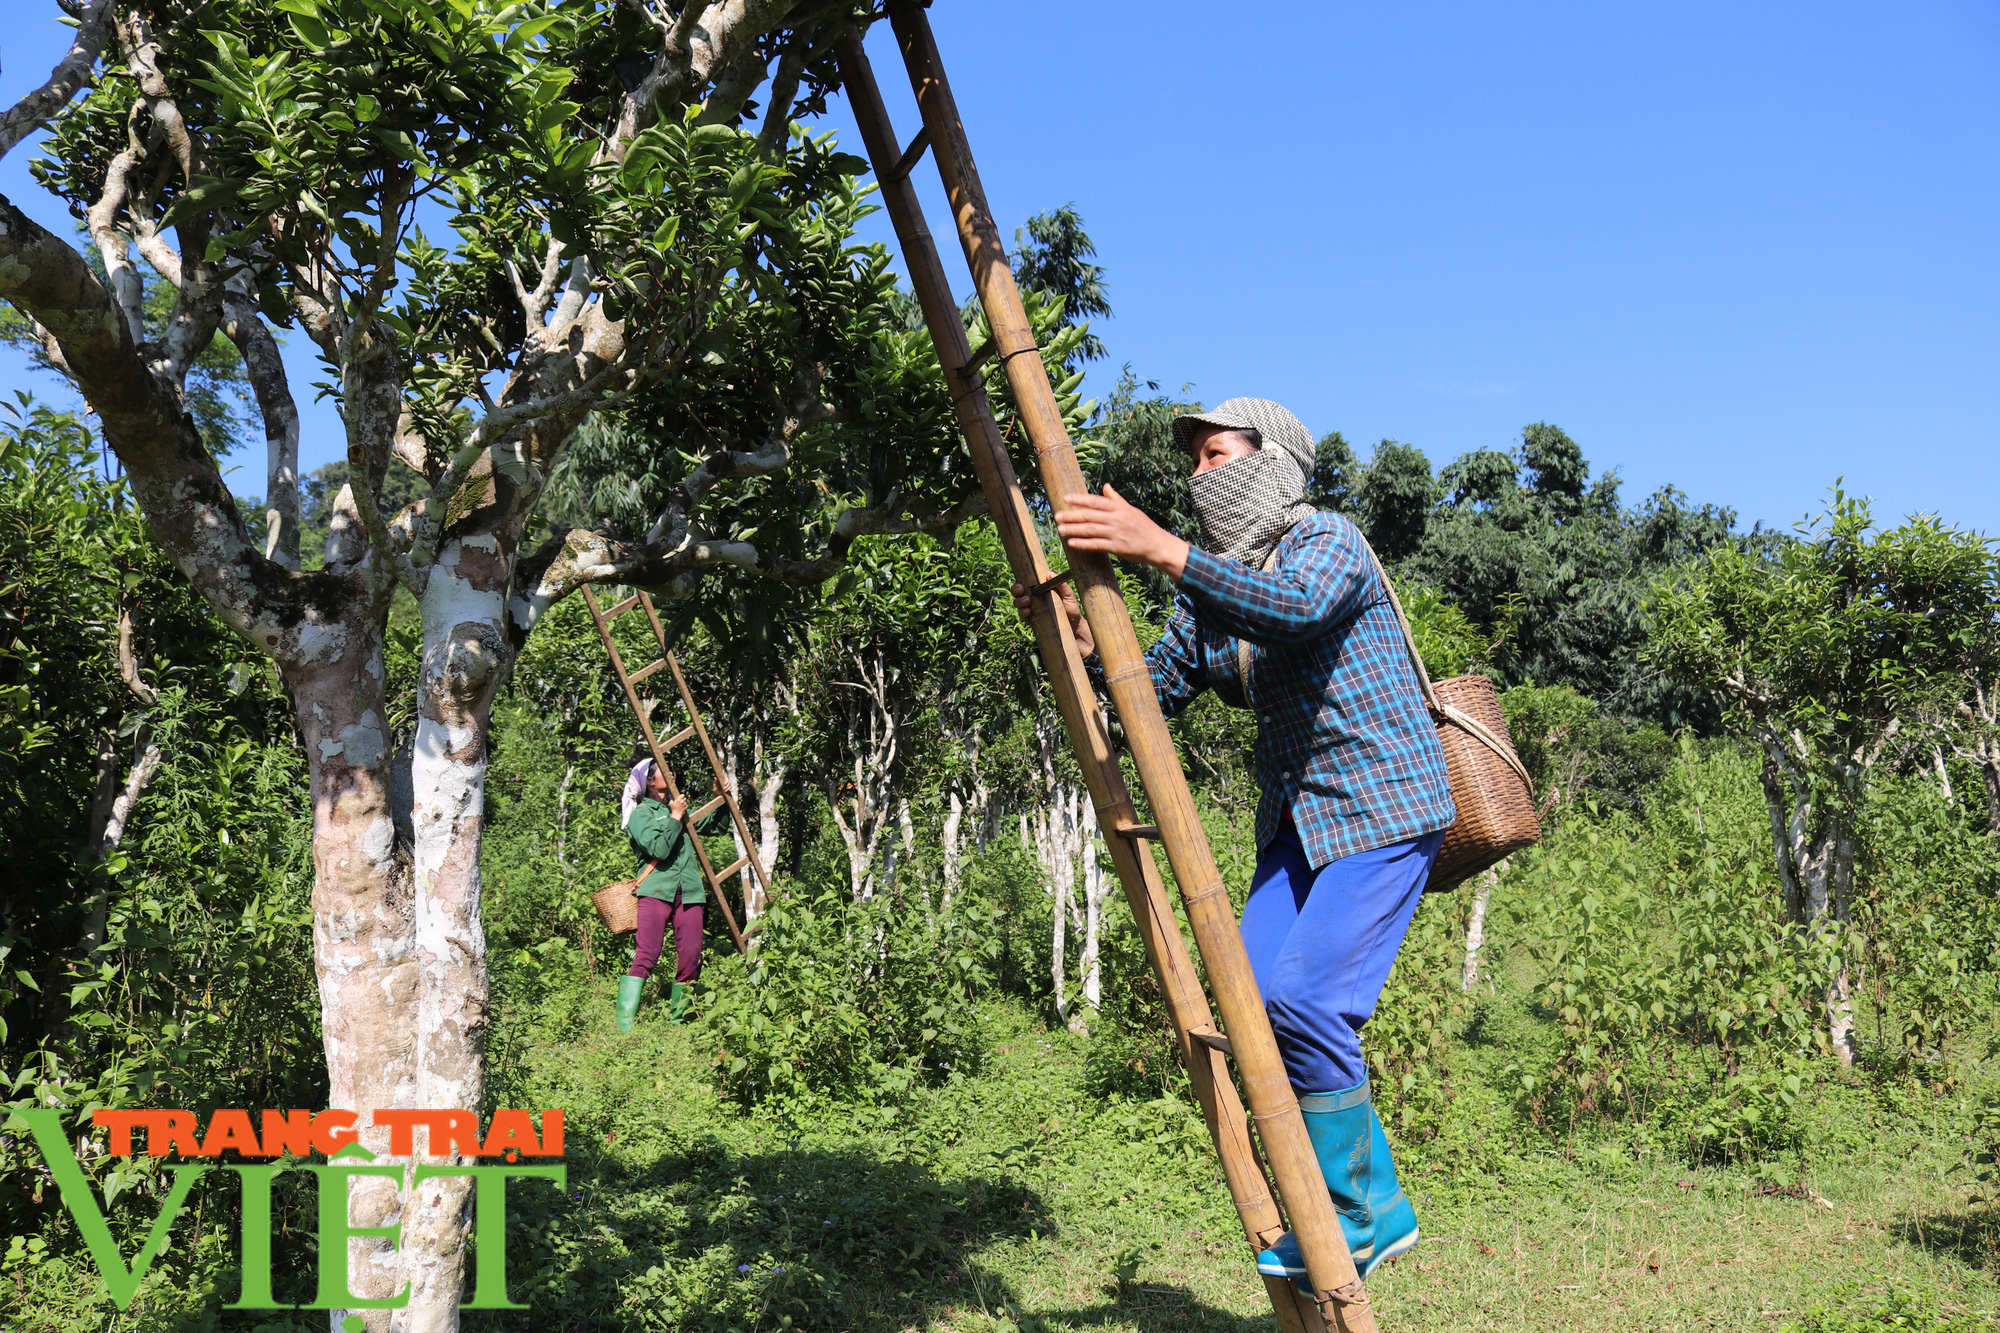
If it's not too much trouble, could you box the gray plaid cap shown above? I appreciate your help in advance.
[1171,397,1317,485]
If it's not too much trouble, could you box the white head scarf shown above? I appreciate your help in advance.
[620,759,654,829]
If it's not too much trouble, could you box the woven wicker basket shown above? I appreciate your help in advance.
[1425,673,1540,892]
[592,879,640,935]
[592,860,659,935]
[1346,540,1541,893]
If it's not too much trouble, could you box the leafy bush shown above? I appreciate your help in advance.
[1500,682,1675,812]
[1855,775,2000,1066]
[1368,890,1472,1140]
[1508,820,1676,1124]
[1955,1087,2000,1213]
[1498,766,1829,1153]
[704,885,1000,1105]
[1657,1061,1810,1162]
[0,403,320,1253]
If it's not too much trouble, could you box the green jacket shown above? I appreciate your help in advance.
[626,798,729,905]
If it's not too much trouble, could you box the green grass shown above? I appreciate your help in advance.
[464,961,2000,1333]
[9,959,2000,1332]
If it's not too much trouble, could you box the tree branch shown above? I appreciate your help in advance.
[756,35,810,152]
[116,600,158,706]
[699,46,771,126]
[616,1,805,149]
[340,344,423,592]
[0,195,317,649]
[85,141,149,345]
[117,6,226,384]
[0,0,115,159]
[645,365,831,546]
[221,275,303,569]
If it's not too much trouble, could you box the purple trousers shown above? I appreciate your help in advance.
[628,893,703,983]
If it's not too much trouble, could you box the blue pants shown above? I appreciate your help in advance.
[1239,821,1441,1093]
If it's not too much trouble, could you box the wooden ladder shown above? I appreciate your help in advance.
[839,10,1377,1331]
[582,584,774,955]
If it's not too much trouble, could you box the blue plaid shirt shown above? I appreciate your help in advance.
[1136,512,1455,869]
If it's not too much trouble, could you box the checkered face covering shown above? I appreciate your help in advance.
[1186,398,1319,567]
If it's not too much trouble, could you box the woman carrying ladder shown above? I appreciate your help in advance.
[1012,397,1454,1283]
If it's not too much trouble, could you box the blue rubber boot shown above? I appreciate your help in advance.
[1364,1102,1420,1272]
[1254,1080,1376,1283]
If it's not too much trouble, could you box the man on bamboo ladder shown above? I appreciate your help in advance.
[1011,398,1453,1284]
[616,759,729,1031]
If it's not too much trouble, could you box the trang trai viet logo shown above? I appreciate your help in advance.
[12,1106,564,1316]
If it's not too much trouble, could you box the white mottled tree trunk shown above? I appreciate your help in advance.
[940,789,964,918]
[733,720,785,919]
[394,536,507,1329]
[79,742,162,954]
[1050,854,1071,1030]
[1461,864,1499,993]
[1076,826,1109,1031]
[1951,678,2000,835]
[751,761,783,917]
[828,646,898,901]
[1758,733,1864,1067]
[295,619,413,1326]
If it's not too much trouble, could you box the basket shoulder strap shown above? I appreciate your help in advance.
[635,858,660,887]
[1234,546,1285,709]
[1354,528,1535,792]
[1354,527,1440,712]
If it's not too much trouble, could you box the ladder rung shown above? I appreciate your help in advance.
[628,658,668,685]
[1190,1029,1234,1058]
[713,855,751,882]
[956,336,994,378]
[1114,823,1159,841]
[602,594,640,618]
[692,795,727,821]
[890,124,930,182]
[660,725,697,752]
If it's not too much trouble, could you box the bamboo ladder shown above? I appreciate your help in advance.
[837,10,1377,1330]
[582,584,773,955]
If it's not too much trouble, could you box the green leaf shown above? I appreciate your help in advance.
[375,128,430,167]
[159,177,248,227]
[286,10,333,51]
[355,93,381,123]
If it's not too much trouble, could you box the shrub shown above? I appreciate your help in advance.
[704,885,999,1105]
[1855,775,2000,1066]
[1368,890,1472,1141]
[1500,683,1674,813]
[1508,819,1677,1125]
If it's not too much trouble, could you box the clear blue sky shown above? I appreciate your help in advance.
[4,2,1995,535]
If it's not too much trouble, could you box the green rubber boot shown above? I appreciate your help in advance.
[667,981,691,1024]
[615,976,644,1033]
